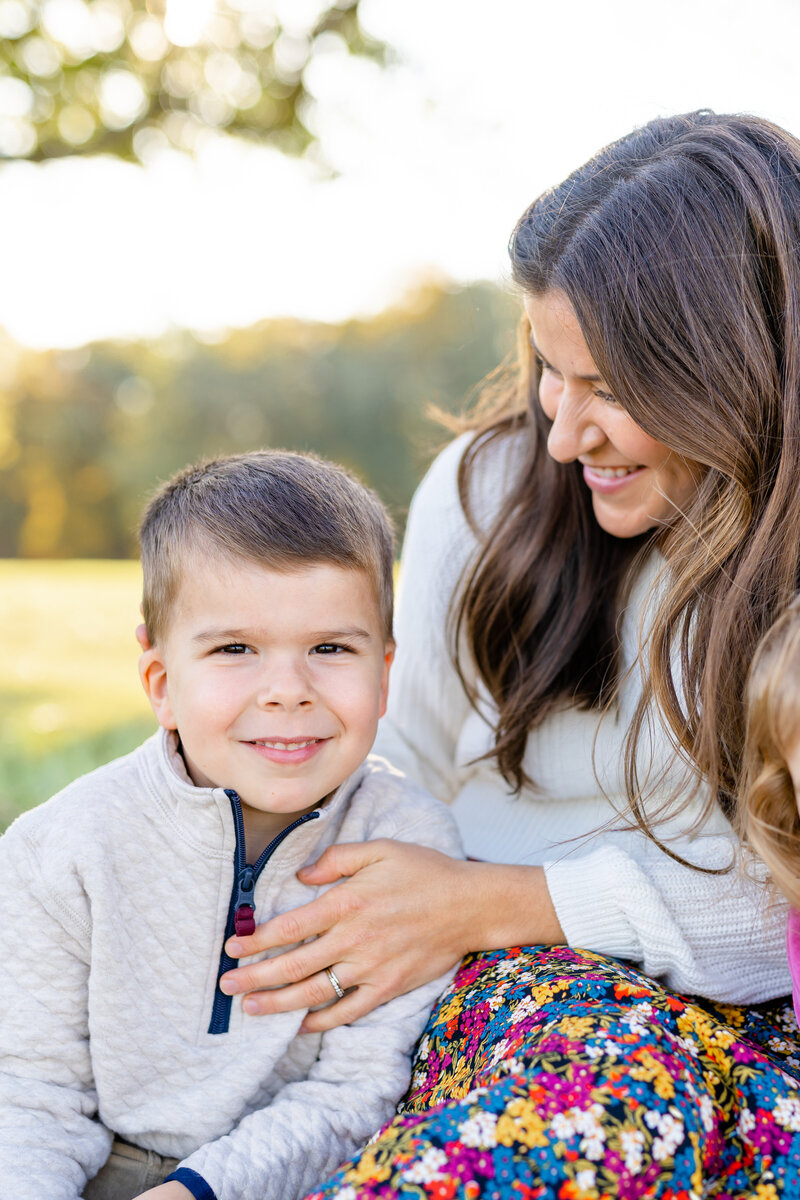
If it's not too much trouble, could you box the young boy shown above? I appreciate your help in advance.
[0,451,463,1200]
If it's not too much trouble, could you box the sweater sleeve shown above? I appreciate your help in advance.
[373,435,479,801]
[0,822,112,1200]
[544,838,791,1003]
[170,774,464,1200]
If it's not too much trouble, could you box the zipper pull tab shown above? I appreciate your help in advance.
[234,865,256,937]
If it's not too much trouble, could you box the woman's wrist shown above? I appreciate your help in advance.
[463,861,566,951]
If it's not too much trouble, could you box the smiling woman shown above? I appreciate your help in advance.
[211,111,800,1199]
[525,290,700,540]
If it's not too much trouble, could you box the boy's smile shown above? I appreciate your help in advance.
[140,556,394,853]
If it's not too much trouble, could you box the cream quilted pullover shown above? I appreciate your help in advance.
[0,730,463,1200]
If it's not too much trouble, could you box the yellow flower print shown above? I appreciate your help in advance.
[708,1026,736,1050]
[344,1146,393,1186]
[713,1002,746,1028]
[558,1017,596,1041]
[495,1097,550,1148]
[630,1051,676,1100]
[434,994,465,1026]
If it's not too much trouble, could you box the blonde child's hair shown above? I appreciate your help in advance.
[741,594,800,910]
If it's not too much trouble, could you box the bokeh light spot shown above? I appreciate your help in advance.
[164,0,215,48]
[57,102,96,145]
[0,0,35,38]
[0,78,34,119]
[20,36,62,79]
[0,116,37,157]
[99,68,148,129]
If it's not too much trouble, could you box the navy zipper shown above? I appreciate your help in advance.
[207,791,320,1035]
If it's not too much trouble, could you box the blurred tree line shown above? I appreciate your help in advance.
[0,281,518,559]
[0,0,383,162]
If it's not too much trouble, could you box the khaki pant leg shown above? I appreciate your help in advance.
[82,1139,181,1200]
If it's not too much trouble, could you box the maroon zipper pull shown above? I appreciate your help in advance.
[234,865,256,937]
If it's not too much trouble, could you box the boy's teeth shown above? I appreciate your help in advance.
[256,739,316,750]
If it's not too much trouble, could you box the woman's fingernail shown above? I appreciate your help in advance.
[219,977,240,995]
[243,997,260,1014]
[226,940,243,956]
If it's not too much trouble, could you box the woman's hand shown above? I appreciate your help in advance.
[219,838,564,1032]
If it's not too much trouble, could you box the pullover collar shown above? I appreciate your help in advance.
[136,727,364,861]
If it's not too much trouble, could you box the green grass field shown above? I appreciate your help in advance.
[0,560,157,828]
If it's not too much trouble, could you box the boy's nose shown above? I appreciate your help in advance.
[255,660,313,709]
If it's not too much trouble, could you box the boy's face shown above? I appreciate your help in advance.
[140,556,393,849]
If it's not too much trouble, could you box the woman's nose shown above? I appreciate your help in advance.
[545,392,606,464]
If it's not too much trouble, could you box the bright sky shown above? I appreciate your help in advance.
[4,0,800,348]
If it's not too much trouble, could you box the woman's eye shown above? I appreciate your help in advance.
[593,388,618,405]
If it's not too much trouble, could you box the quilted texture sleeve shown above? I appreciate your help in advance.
[174,976,451,1200]
[0,820,112,1200]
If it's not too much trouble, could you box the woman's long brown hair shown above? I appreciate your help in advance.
[456,111,800,831]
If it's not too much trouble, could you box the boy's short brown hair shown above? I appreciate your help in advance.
[139,450,394,645]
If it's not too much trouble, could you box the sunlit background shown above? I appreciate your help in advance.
[3,0,800,821]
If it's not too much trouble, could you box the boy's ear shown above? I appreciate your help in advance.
[139,646,177,730]
[378,640,395,719]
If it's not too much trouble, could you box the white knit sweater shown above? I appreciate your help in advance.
[0,731,463,1200]
[374,433,791,1003]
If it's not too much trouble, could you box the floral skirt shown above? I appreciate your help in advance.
[305,947,800,1199]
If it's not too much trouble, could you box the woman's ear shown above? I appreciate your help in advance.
[139,647,177,730]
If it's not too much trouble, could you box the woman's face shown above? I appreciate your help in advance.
[525,290,700,539]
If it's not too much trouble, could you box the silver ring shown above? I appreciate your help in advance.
[325,966,345,1000]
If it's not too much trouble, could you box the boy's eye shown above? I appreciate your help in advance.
[312,642,348,655]
[217,643,250,655]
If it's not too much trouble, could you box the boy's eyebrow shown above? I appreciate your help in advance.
[529,337,603,383]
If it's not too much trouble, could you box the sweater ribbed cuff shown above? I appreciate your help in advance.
[544,846,642,963]
[164,1168,217,1200]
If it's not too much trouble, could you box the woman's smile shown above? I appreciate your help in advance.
[581,463,646,492]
